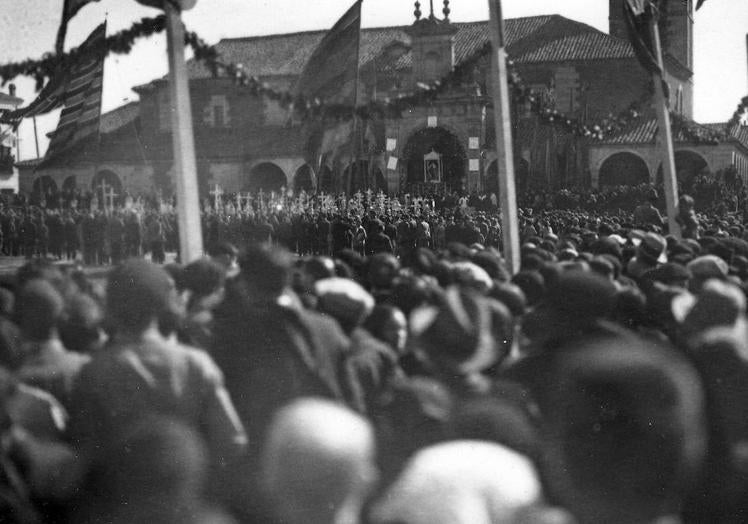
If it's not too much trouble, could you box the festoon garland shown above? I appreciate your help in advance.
[0,14,730,145]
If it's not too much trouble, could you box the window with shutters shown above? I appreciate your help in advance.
[203,95,231,128]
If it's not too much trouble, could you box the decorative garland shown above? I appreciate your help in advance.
[0,15,729,145]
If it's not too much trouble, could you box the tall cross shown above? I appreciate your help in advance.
[104,185,118,212]
[209,184,223,210]
[235,192,244,212]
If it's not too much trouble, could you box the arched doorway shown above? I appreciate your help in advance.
[294,164,315,192]
[62,176,77,192]
[91,170,123,209]
[402,127,467,193]
[374,168,386,192]
[343,160,369,194]
[318,165,334,193]
[245,162,287,192]
[32,176,58,205]
[656,150,709,190]
[598,152,650,187]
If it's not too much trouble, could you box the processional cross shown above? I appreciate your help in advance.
[209,184,223,211]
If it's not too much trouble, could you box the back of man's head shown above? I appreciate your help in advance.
[107,259,177,335]
[17,279,64,342]
[261,398,377,524]
[239,244,291,298]
[539,333,707,524]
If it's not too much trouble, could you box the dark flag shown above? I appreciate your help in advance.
[623,0,661,75]
[696,0,707,10]
[295,0,362,105]
[40,22,106,167]
[56,0,102,55]
[5,23,106,123]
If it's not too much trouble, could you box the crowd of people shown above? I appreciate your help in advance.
[0,177,748,522]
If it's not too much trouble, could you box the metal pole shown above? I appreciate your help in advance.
[32,117,40,158]
[487,0,520,274]
[165,1,203,262]
[649,11,681,238]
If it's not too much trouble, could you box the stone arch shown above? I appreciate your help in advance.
[318,165,334,193]
[402,126,467,192]
[245,162,287,192]
[62,175,77,192]
[374,168,386,192]
[32,176,57,196]
[91,170,123,193]
[655,150,710,189]
[598,152,650,187]
[294,164,315,192]
[343,160,370,194]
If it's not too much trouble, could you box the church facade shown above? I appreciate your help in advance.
[19,0,748,198]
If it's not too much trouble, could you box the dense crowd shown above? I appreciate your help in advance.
[1,178,748,522]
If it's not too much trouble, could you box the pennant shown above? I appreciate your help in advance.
[6,24,106,122]
[56,0,102,55]
[294,0,362,105]
[40,22,107,167]
[623,0,661,75]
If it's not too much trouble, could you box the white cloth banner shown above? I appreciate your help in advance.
[387,156,398,170]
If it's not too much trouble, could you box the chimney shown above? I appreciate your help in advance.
[8,84,15,98]
[609,0,628,41]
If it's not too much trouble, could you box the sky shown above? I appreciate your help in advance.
[1,0,746,162]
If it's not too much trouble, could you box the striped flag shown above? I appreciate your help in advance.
[6,23,106,122]
[40,22,106,166]
[295,0,362,105]
[56,0,102,54]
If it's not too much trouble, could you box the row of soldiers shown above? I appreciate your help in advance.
[0,207,177,265]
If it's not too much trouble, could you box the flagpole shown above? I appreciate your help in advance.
[164,0,203,262]
[346,0,363,196]
[648,5,681,238]
[487,0,520,274]
[32,117,40,159]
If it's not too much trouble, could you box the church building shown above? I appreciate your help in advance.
[19,0,748,199]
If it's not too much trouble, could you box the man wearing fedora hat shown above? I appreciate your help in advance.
[627,232,668,280]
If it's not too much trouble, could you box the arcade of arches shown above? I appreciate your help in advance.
[245,162,287,192]
[402,127,467,192]
[32,176,57,197]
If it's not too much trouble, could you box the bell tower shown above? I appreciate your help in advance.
[407,1,459,88]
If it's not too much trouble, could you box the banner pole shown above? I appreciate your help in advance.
[648,7,681,238]
[487,0,520,274]
[165,1,204,262]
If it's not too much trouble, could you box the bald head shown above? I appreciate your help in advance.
[371,441,547,524]
[261,398,377,524]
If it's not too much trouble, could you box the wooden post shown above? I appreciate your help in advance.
[487,0,520,274]
[649,11,681,238]
[165,1,204,262]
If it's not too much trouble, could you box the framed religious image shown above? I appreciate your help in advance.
[423,149,442,183]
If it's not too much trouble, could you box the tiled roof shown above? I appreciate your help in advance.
[600,119,748,146]
[176,14,634,86]
[100,101,139,134]
[601,118,659,145]
[513,32,634,63]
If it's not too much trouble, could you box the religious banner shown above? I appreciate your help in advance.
[424,149,442,183]
[427,116,437,128]
[469,159,480,172]
[387,156,398,170]
[469,137,479,149]
[386,138,397,152]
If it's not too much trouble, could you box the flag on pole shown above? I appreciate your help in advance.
[5,23,106,123]
[695,0,707,10]
[56,0,102,55]
[295,0,362,105]
[623,0,661,75]
[40,22,106,167]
